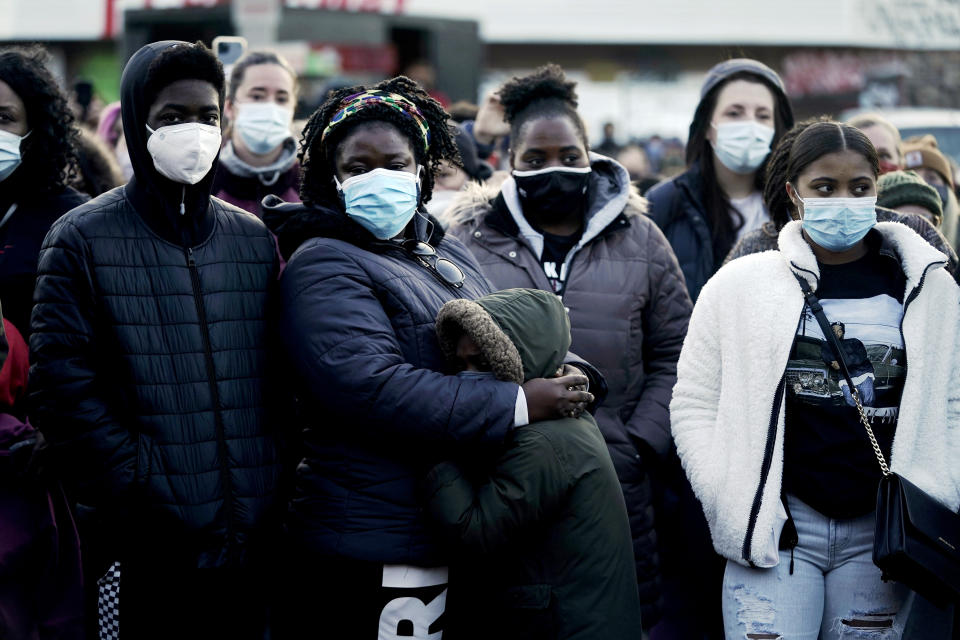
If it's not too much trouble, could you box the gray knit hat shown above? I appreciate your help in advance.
[878,170,944,223]
[700,58,786,99]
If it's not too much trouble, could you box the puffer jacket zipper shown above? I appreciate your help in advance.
[185,241,236,560]
[741,372,786,565]
[493,215,629,298]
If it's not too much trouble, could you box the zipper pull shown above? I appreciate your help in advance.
[180,186,186,216]
[187,247,195,266]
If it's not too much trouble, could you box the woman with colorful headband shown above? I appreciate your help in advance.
[263,76,596,638]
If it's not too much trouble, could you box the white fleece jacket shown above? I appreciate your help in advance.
[671,220,960,568]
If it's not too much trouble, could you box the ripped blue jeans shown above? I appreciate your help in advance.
[722,494,914,639]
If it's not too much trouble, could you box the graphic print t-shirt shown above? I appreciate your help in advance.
[539,230,581,294]
[783,237,907,519]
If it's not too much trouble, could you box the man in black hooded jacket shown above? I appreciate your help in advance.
[29,41,279,637]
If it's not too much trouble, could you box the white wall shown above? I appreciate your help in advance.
[397,0,960,51]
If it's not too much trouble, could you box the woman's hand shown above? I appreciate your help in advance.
[522,374,595,422]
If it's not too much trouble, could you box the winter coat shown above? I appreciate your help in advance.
[0,187,88,338]
[266,196,528,567]
[444,155,691,625]
[725,209,960,283]
[671,220,960,568]
[426,288,643,639]
[0,318,84,640]
[645,162,720,303]
[29,41,280,569]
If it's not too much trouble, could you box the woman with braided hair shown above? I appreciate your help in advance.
[264,76,597,638]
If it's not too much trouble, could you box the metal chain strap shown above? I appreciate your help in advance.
[850,388,892,476]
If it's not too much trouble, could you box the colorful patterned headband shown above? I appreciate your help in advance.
[321,90,431,152]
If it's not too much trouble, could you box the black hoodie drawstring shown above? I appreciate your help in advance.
[179,186,186,216]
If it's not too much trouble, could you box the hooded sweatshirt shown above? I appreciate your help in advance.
[120,41,221,245]
[29,41,279,569]
[427,288,643,639]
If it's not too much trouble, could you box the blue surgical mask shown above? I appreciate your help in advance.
[711,121,774,174]
[234,102,293,155]
[797,194,877,252]
[336,167,421,239]
[0,129,29,183]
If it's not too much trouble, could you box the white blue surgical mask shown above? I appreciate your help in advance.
[711,121,775,174]
[796,194,877,252]
[234,102,293,155]
[336,167,421,239]
[0,129,29,183]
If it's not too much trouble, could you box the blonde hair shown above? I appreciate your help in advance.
[846,113,902,153]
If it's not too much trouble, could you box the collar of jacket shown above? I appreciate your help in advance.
[673,161,708,218]
[217,138,299,185]
[124,175,216,246]
[261,194,445,262]
[495,153,637,260]
[778,218,947,293]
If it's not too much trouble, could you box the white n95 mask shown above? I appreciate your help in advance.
[146,123,221,185]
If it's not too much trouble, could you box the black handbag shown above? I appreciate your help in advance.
[796,275,960,606]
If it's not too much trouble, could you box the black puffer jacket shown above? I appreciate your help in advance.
[29,41,280,569]
[646,162,717,303]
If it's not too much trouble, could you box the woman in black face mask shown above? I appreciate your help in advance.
[443,63,693,633]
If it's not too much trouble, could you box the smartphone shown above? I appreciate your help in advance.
[74,80,93,109]
[213,36,248,67]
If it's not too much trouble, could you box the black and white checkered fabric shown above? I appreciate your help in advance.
[97,561,121,640]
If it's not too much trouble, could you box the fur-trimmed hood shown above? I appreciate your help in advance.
[442,153,647,258]
[436,288,571,385]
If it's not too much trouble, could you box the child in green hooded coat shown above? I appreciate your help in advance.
[426,288,643,639]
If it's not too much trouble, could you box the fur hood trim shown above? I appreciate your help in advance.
[435,299,524,385]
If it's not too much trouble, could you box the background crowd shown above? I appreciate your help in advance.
[0,20,959,640]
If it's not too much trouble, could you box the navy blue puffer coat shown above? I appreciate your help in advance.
[265,198,528,567]
[646,163,716,304]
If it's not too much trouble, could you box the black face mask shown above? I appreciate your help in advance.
[513,167,592,221]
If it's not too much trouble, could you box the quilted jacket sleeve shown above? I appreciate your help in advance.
[424,430,568,554]
[280,241,519,446]
[624,222,692,457]
[29,218,138,506]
